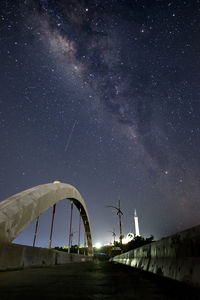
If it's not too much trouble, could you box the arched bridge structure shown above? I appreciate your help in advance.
[0,182,93,256]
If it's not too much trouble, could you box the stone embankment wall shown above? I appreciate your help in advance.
[0,242,93,271]
[111,225,200,288]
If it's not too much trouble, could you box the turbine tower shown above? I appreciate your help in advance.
[134,209,140,236]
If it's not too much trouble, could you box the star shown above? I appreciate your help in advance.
[1,0,200,247]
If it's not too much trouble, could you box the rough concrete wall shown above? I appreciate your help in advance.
[111,225,200,288]
[0,243,93,271]
[0,182,93,256]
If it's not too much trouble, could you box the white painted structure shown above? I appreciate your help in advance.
[134,209,140,236]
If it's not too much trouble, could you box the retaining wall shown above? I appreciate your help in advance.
[111,225,200,288]
[0,242,93,271]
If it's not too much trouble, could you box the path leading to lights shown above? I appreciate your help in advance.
[0,260,199,300]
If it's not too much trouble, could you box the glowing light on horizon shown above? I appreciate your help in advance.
[94,242,102,249]
[122,233,134,244]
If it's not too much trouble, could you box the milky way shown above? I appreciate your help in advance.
[0,0,200,246]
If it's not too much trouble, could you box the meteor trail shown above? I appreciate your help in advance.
[64,120,77,153]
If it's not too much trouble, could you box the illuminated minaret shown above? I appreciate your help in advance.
[134,209,140,236]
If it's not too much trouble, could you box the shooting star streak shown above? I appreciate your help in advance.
[64,120,77,153]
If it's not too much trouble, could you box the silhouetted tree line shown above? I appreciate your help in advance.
[54,235,154,257]
[121,235,154,252]
[54,245,88,255]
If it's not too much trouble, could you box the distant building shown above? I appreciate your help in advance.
[134,209,140,236]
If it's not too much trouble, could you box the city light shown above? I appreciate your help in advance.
[122,233,134,244]
[94,242,102,249]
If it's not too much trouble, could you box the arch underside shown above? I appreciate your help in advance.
[0,183,93,256]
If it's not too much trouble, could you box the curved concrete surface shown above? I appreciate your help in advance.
[0,182,93,255]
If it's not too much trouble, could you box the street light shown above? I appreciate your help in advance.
[106,196,123,245]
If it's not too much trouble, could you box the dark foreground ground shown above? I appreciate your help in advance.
[0,260,199,300]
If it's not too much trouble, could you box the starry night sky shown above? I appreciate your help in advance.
[1,0,200,247]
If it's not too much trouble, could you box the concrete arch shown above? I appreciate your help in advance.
[0,182,93,256]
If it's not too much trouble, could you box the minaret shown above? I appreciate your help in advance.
[134,209,140,236]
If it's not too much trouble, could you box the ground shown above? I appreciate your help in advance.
[0,260,199,299]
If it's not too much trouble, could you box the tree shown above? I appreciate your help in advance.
[122,235,155,252]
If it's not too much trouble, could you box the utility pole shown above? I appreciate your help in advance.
[108,229,116,244]
[106,195,123,245]
[118,196,123,244]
